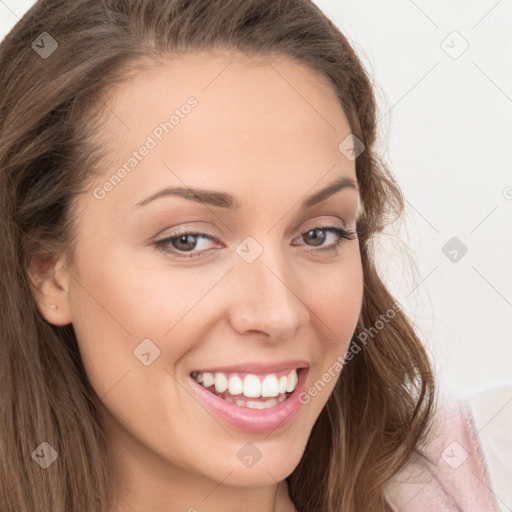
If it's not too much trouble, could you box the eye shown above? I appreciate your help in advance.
[153,222,356,260]
[294,220,357,256]
[154,229,219,259]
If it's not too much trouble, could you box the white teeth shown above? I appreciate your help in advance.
[202,372,214,387]
[278,375,287,394]
[247,398,278,409]
[192,368,301,398]
[214,373,228,394]
[285,369,298,393]
[225,396,284,409]
[261,374,280,397]
[228,375,243,395]
[243,374,261,397]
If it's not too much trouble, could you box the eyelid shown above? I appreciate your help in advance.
[155,223,223,241]
[302,218,350,232]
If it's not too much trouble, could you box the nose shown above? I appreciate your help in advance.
[227,247,310,342]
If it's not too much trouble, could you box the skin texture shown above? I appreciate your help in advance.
[34,52,364,512]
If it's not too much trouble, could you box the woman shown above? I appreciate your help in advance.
[0,1,500,511]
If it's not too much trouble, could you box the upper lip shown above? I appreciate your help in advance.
[191,359,309,375]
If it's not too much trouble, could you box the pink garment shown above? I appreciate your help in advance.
[384,398,502,511]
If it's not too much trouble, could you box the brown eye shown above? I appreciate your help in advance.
[154,231,219,259]
[172,234,203,252]
[294,224,357,256]
[302,229,327,247]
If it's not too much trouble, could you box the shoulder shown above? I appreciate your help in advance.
[384,395,503,512]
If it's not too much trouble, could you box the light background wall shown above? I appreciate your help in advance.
[1,0,511,400]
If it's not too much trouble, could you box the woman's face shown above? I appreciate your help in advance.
[44,52,363,505]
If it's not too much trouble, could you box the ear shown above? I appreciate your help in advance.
[29,252,73,326]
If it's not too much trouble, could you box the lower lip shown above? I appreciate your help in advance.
[188,368,309,433]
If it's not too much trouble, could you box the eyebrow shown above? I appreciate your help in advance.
[134,175,359,211]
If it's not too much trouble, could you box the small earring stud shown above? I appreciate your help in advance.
[44,304,57,310]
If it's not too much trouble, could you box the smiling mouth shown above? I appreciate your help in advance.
[190,368,300,410]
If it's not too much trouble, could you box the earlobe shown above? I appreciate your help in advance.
[28,253,73,326]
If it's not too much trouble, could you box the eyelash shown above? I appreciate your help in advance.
[153,221,357,260]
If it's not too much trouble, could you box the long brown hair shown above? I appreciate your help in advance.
[0,1,435,510]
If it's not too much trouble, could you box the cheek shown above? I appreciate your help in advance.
[309,251,363,348]
[301,250,363,406]
[66,254,206,455]
[66,248,242,431]
[69,240,211,340]
[66,245,202,402]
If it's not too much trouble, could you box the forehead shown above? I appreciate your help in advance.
[88,51,356,208]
